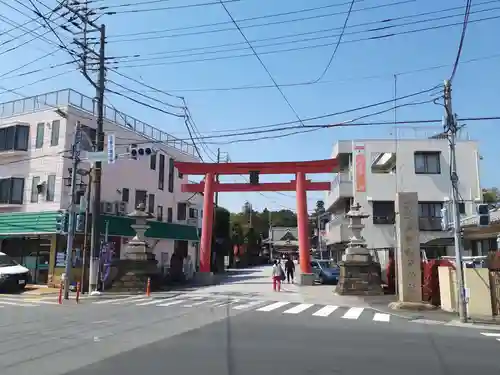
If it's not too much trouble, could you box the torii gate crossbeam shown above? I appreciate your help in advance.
[175,158,339,285]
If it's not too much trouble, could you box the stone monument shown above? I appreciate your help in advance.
[103,203,161,292]
[335,202,383,295]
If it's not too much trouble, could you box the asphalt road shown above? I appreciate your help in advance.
[2,299,499,375]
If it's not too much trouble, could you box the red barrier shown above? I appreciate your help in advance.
[146,277,151,297]
[76,282,81,304]
[58,281,63,305]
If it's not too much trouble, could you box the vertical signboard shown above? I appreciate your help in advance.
[107,133,115,164]
[354,144,366,192]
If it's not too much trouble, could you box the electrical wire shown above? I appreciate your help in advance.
[98,0,242,14]
[109,14,500,69]
[217,0,305,126]
[449,0,472,82]
[107,0,416,41]
[113,52,500,93]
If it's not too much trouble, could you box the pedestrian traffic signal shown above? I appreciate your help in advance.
[477,203,490,227]
[75,214,85,232]
[129,145,154,160]
[55,210,68,234]
[249,171,259,185]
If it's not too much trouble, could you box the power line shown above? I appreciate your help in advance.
[108,52,500,93]
[217,0,305,126]
[449,0,472,82]
[109,14,500,69]
[107,0,415,41]
[109,0,369,39]
[99,0,243,14]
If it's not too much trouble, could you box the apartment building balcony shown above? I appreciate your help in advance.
[325,215,351,245]
[326,171,353,210]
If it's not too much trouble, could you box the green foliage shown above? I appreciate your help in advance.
[214,207,231,239]
[482,187,499,204]
[230,207,297,240]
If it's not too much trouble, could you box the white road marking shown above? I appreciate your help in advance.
[312,305,338,317]
[233,301,263,310]
[341,307,364,320]
[113,297,151,305]
[283,303,314,314]
[480,332,500,337]
[257,301,290,312]
[136,298,178,306]
[373,313,391,322]
[0,301,38,307]
[184,299,216,308]
[157,299,186,307]
[93,295,146,305]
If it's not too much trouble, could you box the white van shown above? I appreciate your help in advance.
[0,252,30,292]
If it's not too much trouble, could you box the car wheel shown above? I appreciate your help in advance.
[319,274,325,284]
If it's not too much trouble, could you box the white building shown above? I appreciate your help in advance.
[324,134,481,263]
[0,89,203,285]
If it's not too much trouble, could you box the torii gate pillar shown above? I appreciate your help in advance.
[296,172,315,285]
[200,172,215,274]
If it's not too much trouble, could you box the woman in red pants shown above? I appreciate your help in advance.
[272,260,282,292]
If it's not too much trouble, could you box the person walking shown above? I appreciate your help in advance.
[271,260,282,292]
[285,256,295,283]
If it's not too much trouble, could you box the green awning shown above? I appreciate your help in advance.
[99,215,199,241]
[0,211,60,236]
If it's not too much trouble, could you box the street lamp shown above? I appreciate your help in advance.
[317,211,330,260]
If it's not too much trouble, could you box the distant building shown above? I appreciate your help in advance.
[324,136,481,264]
[265,227,298,256]
[0,89,202,286]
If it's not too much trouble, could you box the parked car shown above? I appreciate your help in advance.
[0,252,30,293]
[311,259,340,284]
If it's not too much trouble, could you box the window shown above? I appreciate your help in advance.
[46,174,56,201]
[189,207,198,218]
[135,190,147,208]
[414,151,441,174]
[150,154,156,170]
[370,152,396,174]
[122,188,129,202]
[167,207,173,223]
[372,201,395,224]
[50,120,60,146]
[148,194,155,214]
[168,157,175,193]
[158,154,165,190]
[0,177,25,204]
[0,125,29,151]
[36,122,44,148]
[157,205,163,221]
[178,169,183,179]
[418,202,443,231]
[177,202,187,221]
[30,176,40,203]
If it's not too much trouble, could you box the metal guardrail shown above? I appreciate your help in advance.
[0,89,196,156]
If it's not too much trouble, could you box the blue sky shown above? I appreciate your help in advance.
[0,0,498,213]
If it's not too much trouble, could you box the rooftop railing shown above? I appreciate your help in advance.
[0,89,197,156]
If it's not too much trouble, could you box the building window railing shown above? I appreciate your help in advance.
[332,171,352,188]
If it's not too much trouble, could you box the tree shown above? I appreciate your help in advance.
[483,188,499,204]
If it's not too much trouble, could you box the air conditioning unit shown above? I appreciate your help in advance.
[101,201,114,214]
[115,201,127,215]
[186,218,198,226]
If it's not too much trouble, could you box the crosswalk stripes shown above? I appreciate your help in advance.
[480,332,500,342]
[0,297,60,307]
[90,293,394,323]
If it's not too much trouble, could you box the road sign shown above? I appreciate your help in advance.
[107,133,116,164]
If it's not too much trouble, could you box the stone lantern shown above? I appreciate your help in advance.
[335,202,383,295]
[124,202,156,261]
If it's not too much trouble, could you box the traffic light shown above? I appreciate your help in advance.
[75,214,85,233]
[477,203,490,227]
[129,145,154,160]
[55,210,68,234]
[249,171,259,185]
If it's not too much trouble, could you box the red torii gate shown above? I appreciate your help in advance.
[175,158,339,284]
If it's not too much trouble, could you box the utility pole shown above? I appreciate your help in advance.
[444,79,467,323]
[64,122,82,299]
[80,170,92,294]
[89,24,106,294]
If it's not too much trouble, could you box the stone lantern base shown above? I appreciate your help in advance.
[335,253,384,296]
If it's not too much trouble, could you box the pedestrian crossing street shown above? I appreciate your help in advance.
[91,293,394,323]
[480,332,500,343]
